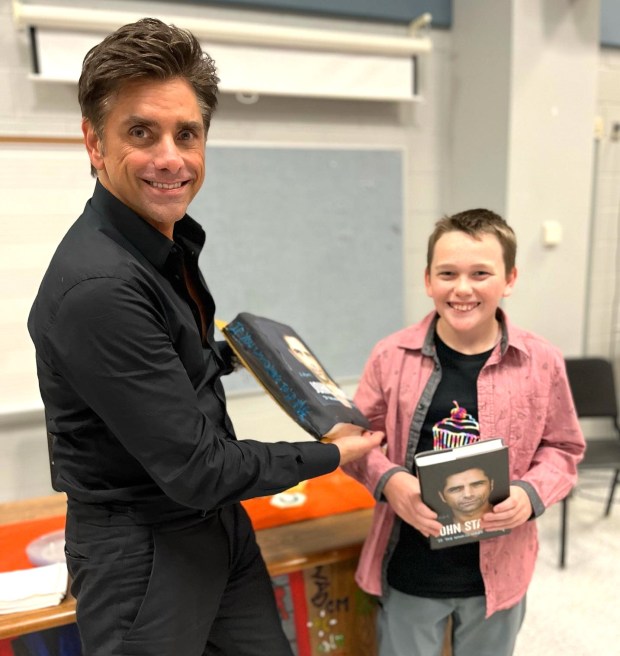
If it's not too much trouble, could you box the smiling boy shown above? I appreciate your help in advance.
[343,209,585,656]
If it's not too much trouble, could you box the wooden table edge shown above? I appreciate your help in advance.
[0,498,374,639]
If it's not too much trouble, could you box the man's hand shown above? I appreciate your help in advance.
[325,423,384,465]
[481,485,533,531]
[323,422,365,440]
[383,471,443,538]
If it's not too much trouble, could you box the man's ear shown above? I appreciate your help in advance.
[82,118,105,171]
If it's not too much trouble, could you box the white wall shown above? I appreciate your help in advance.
[588,47,620,359]
[506,0,598,354]
[2,0,618,502]
[451,0,599,355]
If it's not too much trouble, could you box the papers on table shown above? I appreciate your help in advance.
[0,562,68,614]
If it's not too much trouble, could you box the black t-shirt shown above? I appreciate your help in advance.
[386,334,493,597]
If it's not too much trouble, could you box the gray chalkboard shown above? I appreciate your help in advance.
[601,0,620,48]
[189,146,404,392]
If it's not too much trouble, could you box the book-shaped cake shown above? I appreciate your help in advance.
[415,437,511,549]
[217,312,369,439]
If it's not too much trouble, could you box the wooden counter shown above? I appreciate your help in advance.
[0,494,373,640]
[1,495,451,656]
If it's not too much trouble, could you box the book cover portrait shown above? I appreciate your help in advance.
[219,313,369,438]
[415,439,510,549]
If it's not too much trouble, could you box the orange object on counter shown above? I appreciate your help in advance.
[0,516,66,573]
[241,467,375,531]
[0,468,374,573]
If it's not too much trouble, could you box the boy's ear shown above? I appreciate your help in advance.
[424,267,432,297]
[82,118,105,171]
[502,266,518,298]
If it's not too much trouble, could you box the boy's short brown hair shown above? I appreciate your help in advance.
[426,209,517,274]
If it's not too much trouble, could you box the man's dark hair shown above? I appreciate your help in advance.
[78,18,219,176]
[426,208,517,274]
[441,464,492,490]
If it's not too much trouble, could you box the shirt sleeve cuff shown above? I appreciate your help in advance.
[375,466,410,502]
[512,480,545,518]
[292,441,340,481]
[215,340,236,375]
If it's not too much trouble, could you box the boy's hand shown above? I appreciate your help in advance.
[481,485,533,531]
[384,471,443,538]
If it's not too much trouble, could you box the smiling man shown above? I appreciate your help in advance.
[82,76,206,238]
[27,18,382,656]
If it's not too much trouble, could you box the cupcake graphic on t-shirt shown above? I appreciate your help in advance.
[433,401,480,450]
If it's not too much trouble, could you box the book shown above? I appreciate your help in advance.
[414,437,511,549]
[216,312,370,439]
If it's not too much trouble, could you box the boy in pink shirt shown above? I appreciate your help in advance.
[342,209,585,656]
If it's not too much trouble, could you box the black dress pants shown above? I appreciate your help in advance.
[64,502,293,656]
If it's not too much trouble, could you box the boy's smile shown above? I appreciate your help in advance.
[425,230,517,353]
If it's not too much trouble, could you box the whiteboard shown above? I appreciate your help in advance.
[1,142,403,412]
[191,145,404,392]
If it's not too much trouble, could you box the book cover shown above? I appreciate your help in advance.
[217,312,369,439]
[414,438,511,550]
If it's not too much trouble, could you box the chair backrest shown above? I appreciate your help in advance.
[564,357,619,420]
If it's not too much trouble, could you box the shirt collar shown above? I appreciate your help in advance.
[89,180,206,270]
[395,308,530,359]
[497,308,529,357]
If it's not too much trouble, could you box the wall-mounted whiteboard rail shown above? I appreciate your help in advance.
[14,1,431,101]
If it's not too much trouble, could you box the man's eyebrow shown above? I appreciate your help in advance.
[122,117,204,132]
[123,115,157,128]
[179,120,204,132]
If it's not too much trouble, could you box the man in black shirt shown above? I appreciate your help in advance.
[28,18,382,656]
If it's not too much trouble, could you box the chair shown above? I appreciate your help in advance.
[559,357,620,567]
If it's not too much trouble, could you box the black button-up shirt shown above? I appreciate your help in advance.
[28,182,338,516]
